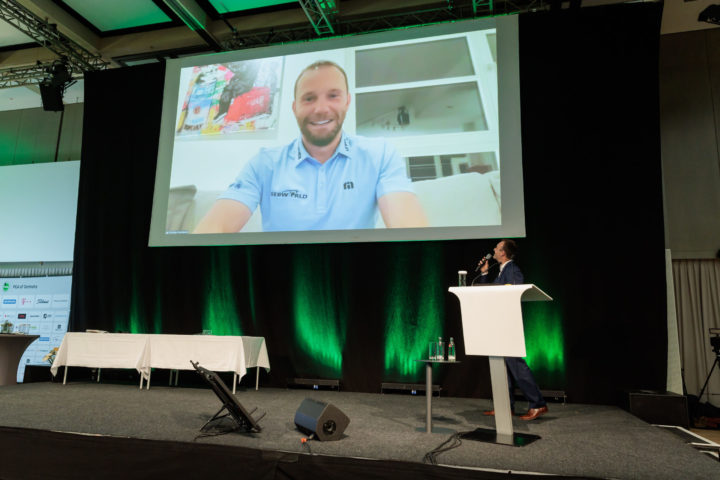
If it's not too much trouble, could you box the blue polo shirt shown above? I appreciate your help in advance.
[219,132,414,231]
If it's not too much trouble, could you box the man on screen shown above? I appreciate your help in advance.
[194,60,428,233]
[478,239,548,421]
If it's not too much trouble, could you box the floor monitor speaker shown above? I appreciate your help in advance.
[294,398,349,441]
[628,391,689,428]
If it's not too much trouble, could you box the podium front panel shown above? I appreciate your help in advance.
[449,285,533,357]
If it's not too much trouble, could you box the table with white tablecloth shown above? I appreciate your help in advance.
[50,333,270,392]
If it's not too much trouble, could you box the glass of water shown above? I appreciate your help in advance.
[428,341,438,360]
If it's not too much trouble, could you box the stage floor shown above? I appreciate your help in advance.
[0,382,716,479]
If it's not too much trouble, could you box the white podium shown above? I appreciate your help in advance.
[449,284,552,446]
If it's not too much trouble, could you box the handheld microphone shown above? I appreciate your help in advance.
[475,253,492,272]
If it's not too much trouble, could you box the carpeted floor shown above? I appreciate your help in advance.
[0,382,717,479]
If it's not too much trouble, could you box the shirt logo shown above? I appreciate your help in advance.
[270,189,308,199]
[343,181,354,190]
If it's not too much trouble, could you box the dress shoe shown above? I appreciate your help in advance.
[483,409,516,416]
[519,406,548,421]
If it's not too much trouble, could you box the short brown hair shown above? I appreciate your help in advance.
[294,60,349,98]
[500,239,518,260]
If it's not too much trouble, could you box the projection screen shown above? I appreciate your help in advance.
[149,15,524,246]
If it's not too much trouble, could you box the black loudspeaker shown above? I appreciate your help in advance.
[628,391,690,428]
[294,398,350,441]
[39,81,64,112]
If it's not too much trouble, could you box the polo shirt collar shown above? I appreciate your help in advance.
[293,131,352,167]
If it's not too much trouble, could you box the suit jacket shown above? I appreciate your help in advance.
[479,260,524,285]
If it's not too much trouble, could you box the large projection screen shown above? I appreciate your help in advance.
[149,16,524,246]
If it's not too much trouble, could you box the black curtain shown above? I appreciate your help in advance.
[71,3,665,405]
[519,5,665,402]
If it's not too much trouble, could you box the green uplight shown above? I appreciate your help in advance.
[0,132,35,166]
[152,286,163,334]
[120,255,145,334]
[202,248,242,335]
[384,244,444,380]
[245,247,258,329]
[522,302,565,384]
[292,246,346,377]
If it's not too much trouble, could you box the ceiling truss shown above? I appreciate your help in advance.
[299,0,338,36]
[0,0,107,87]
[0,0,552,89]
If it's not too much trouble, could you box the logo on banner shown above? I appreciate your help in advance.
[2,283,8,292]
[52,295,69,308]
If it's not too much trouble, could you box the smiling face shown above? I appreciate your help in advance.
[292,64,351,148]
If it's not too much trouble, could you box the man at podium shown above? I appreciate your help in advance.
[477,239,549,421]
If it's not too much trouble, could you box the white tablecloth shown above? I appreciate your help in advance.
[51,333,270,380]
[50,333,150,377]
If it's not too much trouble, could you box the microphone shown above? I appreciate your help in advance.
[475,253,492,272]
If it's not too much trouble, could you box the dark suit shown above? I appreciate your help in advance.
[486,260,524,285]
[479,261,546,410]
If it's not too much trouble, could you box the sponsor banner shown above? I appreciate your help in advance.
[0,276,73,382]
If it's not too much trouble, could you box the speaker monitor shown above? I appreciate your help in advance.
[628,391,689,428]
[39,81,64,112]
[294,398,349,441]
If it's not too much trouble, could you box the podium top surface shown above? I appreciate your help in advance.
[448,284,553,302]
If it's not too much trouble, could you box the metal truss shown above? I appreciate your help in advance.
[4,0,551,87]
[473,0,494,16]
[298,0,338,36]
[0,61,56,88]
[0,0,107,76]
[221,0,547,51]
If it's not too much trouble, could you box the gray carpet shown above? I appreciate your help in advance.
[0,382,717,479]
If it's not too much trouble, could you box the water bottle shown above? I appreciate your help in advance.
[448,337,456,362]
[437,337,444,361]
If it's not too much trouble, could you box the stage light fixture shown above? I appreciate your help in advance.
[699,5,720,25]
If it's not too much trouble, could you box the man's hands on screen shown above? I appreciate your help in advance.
[193,199,252,234]
[378,192,428,228]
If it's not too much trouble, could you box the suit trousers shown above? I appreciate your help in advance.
[505,357,546,410]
